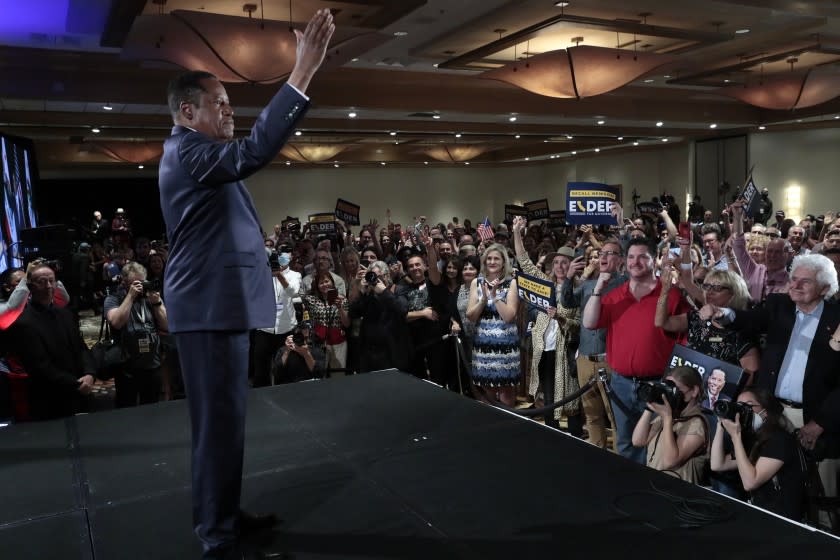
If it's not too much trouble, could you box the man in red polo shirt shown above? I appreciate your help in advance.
[583,238,689,463]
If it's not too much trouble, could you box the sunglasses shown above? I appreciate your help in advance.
[702,283,731,292]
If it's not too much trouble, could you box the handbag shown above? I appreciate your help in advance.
[90,314,127,379]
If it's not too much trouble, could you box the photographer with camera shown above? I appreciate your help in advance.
[271,322,325,384]
[711,388,805,520]
[349,260,409,373]
[302,271,350,374]
[631,366,709,483]
[104,262,167,407]
[252,248,301,387]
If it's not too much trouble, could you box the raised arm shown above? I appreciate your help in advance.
[286,9,335,94]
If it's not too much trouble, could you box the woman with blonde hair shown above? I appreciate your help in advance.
[466,241,520,405]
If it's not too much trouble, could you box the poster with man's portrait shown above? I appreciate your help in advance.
[667,345,747,413]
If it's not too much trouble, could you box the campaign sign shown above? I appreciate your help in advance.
[667,344,747,411]
[549,209,567,226]
[514,269,556,312]
[335,198,360,226]
[505,204,528,222]
[308,213,337,234]
[739,175,762,218]
[281,216,300,231]
[525,199,550,221]
[566,182,620,225]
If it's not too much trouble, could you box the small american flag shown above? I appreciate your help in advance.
[477,217,495,242]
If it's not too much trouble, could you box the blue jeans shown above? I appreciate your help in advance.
[609,373,650,465]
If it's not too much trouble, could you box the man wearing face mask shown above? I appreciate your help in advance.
[252,249,301,388]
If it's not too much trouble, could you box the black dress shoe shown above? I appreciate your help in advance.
[237,510,280,536]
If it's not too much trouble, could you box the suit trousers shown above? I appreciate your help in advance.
[176,330,250,556]
[782,407,839,502]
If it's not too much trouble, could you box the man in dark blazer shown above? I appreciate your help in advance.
[701,253,840,497]
[6,263,96,421]
[158,10,334,559]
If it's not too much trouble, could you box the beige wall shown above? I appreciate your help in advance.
[246,144,692,230]
[749,128,840,222]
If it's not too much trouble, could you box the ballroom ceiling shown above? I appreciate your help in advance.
[4,0,840,170]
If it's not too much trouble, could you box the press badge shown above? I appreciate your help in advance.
[276,301,284,313]
[138,335,151,354]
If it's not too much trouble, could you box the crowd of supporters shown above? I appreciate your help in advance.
[1,192,840,531]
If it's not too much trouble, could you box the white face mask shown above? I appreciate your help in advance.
[751,410,765,432]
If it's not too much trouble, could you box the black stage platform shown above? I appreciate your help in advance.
[1,371,838,559]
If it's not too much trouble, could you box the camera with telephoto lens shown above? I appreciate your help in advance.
[291,323,309,347]
[636,379,683,410]
[364,269,379,284]
[141,279,162,294]
[713,400,753,430]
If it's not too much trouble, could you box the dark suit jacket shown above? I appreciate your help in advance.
[158,84,308,333]
[732,295,840,432]
[6,302,96,420]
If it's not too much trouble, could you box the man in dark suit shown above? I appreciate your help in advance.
[700,368,731,411]
[6,263,96,421]
[158,10,334,559]
[701,253,840,499]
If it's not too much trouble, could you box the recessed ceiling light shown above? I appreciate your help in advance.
[633,142,639,146]
[509,116,517,122]
[617,136,624,140]
[758,125,766,130]
[433,114,441,119]
[566,135,573,139]
[597,120,605,125]
[834,116,840,119]
[555,1,570,7]
[91,128,100,133]
[644,79,654,83]
[393,31,408,36]
[710,123,717,129]
[735,28,750,34]
[464,162,470,165]
[102,105,113,111]
[285,161,291,165]
[594,148,600,152]
[543,140,549,143]
[663,75,671,79]
[797,119,803,123]
[656,121,664,127]
[295,131,302,136]
[381,162,386,166]
[515,134,521,139]
[394,141,399,145]
[389,131,397,136]
[334,163,340,168]
[424,161,429,165]
[662,138,669,142]
[351,58,359,62]
[724,79,731,83]
[455,133,462,138]
[348,112,357,118]
[137,165,144,169]
[571,151,577,155]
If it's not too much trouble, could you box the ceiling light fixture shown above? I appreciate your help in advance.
[718,65,840,110]
[121,10,388,84]
[91,128,101,133]
[455,133,462,138]
[390,131,397,136]
[735,29,750,34]
[594,148,600,152]
[102,105,113,111]
[710,123,717,129]
[644,79,654,84]
[433,114,441,119]
[348,112,357,118]
[482,45,673,100]
[295,131,302,136]
[393,31,408,36]
[662,138,669,142]
[656,121,664,127]
[509,116,517,122]
[515,134,521,139]
[633,142,639,146]
[597,120,605,125]
[138,165,144,169]
[554,1,570,7]
[758,125,766,130]
[617,136,623,140]
[571,151,577,155]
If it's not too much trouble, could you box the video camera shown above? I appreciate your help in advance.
[268,250,282,271]
[636,379,683,411]
[713,400,753,430]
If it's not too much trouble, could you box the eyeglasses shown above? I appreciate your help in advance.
[601,250,621,257]
[766,232,780,238]
[702,283,731,292]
